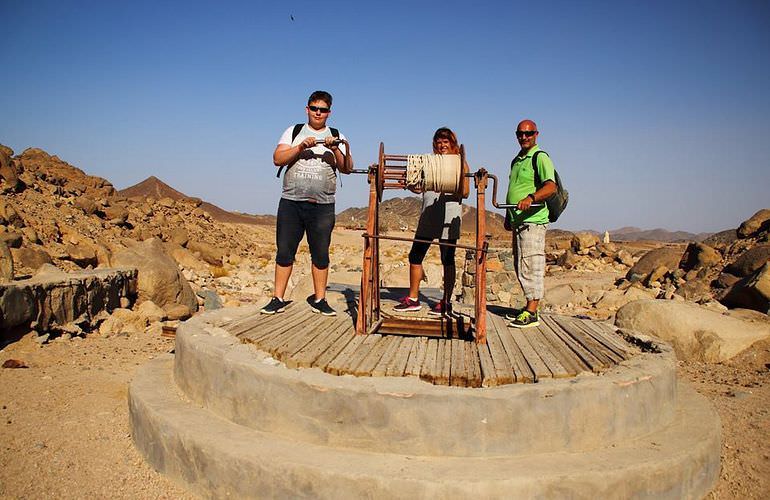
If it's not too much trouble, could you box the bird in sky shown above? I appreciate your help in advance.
[290,14,295,21]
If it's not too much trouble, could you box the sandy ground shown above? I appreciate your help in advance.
[0,333,194,499]
[1,264,768,498]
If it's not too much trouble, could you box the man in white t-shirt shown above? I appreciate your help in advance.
[261,90,353,316]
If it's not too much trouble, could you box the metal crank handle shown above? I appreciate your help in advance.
[314,138,347,146]
[485,173,543,210]
[496,203,545,209]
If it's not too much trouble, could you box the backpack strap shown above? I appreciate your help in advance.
[532,150,548,187]
[277,124,307,178]
[291,123,304,141]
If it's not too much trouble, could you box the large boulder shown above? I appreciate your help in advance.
[102,204,129,225]
[544,283,586,307]
[0,200,23,227]
[616,249,634,266]
[64,243,98,268]
[571,232,599,255]
[0,147,24,193]
[10,246,53,272]
[167,227,189,247]
[187,240,224,266]
[136,300,166,324]
[615,299,770,362]
[556,249,577,269]
[725,244,770,277]
[678,242,721,271]
[737,209,770,238]
[112,238,198,314]
[0,231,23,248]
[720,262,770,313]
[164,243,210,274]
[595,286,656,311]
[74,196,100,215]
[626,246,685,282]
[0,268,137,335]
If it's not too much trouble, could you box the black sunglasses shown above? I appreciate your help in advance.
[308,105,331,113]
[516,130,537,138]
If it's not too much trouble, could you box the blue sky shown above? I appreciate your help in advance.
[2,0,768,233]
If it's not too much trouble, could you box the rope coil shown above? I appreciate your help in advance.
[405,154,461,194]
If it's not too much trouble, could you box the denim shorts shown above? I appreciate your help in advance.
[275,198,335,268]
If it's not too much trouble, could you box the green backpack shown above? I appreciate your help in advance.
[531,150,568,223]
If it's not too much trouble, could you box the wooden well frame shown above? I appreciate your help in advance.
[355,143,492,343]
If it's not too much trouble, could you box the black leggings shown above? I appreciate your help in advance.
[275,198,335,268]
[408,238,457,266]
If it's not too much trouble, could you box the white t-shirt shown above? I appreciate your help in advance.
[277,124,348,204]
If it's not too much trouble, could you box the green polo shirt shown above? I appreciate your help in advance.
[506,145,555,226]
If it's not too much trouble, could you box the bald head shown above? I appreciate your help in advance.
[516,119,539,152]
[517,119,537,131]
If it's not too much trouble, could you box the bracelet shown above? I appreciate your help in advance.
[528,194,536,202]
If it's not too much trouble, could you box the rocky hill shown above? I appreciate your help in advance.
[119,176,276,226]
[0,144,278,336]
[336,196,511,240]
[609,226,712,242]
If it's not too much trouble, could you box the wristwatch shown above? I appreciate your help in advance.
[528,194,536,203]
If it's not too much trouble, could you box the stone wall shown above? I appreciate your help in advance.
[460,248,522,307]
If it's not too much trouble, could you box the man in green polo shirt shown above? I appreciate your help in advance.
[505,119,557,328]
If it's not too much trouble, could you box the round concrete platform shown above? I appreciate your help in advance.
[131,356,720,499]
[173,308,677,456]
[129,307,721,498]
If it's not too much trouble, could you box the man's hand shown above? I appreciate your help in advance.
[323,136,340,150]
[517,194,534,211]
[299,136,316,151]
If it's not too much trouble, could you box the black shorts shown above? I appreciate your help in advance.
[408,238,457,266]
[275,198,335,269]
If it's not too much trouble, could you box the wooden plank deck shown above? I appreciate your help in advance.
[224,303,639,388]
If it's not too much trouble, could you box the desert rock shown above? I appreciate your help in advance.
[0,241,13,282]
[0,268,137,336]
[679,242,722,270]
[615,299,770,362]
[725,244,770,277]
[571,232,599,255]
[11,246,53,273]
[721,262,770,313]
[737,209,770,238]
[112,239,197,313]
[626,246,685,282]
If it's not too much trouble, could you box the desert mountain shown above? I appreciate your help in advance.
[609,227,712,242]
[119,176,275,226]
[336,196,515,240]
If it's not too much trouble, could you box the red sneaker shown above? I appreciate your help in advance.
[428,300,451,316]
[394,296,421,312]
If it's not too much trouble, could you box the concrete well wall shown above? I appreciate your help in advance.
[173,308,678,457]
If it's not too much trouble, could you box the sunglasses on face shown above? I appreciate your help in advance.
[308,105,331,114]
[516,130,537,138]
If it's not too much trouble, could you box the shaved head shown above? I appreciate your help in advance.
[517,119,537,131]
